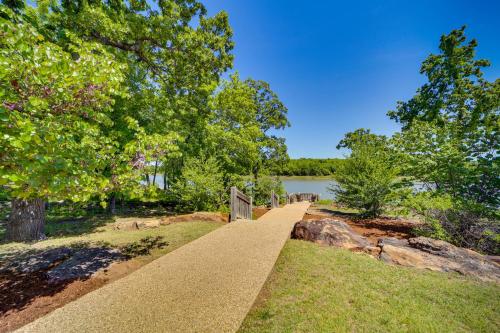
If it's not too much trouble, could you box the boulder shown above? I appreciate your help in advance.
[291,219,371,251]
[137,219,161,229]
[113,220,139,231]
[378,237,500,282]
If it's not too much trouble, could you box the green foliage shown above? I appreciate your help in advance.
[207,73,289,181]
[389,27,499,210]
[403,192,454,241]
[332,130,405,217]
[252,177,285,206]
[279,158,343,176]
[0,7,126,202]
[388,27,499,253]
[172,156,225,212]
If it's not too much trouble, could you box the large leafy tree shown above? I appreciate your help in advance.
[208,74,289,185]
[389,27,499,209]
[31,0,235,202]
[0,7,127,240]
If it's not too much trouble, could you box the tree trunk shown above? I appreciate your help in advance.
[152,159,158,186]
[5,198,46,242]
[109,194,116,215]
[163,172,167,191]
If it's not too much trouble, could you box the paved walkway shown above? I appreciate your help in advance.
[17,202,310,333]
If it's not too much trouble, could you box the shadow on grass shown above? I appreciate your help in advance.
[0,236,169,314]
[0,243,126,314]
[44,216,112,238]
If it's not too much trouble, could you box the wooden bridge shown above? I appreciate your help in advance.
[230,187,319,222]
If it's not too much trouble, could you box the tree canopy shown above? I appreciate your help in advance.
[0,1,290,241]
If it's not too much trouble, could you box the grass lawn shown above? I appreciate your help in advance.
[239,240,500,333]
[0,218,223,261]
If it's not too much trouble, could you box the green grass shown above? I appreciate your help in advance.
[239,240,500,333]
[0,219,223,261]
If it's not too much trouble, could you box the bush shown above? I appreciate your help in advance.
[252,177,285,206]
[172,156,225,212]
[404,192,500,254]
[331,137,404,217]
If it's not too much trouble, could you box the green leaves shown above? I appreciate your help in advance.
[332,131,405,217]
[0,7,127,201]
[388,27,499,210]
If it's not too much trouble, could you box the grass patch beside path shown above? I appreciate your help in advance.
[239,240,500,333]
[0,220,223,261]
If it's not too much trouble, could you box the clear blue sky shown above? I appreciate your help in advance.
[205,0,500,158]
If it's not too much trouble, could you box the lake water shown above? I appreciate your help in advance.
[148,175,338,200]
[282,179,337,200]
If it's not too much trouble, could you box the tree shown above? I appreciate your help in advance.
[389,27,499,209]
[207,74,289,184]
[331,130,404,217]
[0,7,126,240]
[388,27,499,253]
[27,0,235,202]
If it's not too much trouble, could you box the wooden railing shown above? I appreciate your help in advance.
[287,192,320,203]
[230,186,252,222]
[270,190,279,208]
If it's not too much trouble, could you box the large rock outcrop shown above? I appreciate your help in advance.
[291,219,500,282]
[378,237,500,282]
[291,219,375,253]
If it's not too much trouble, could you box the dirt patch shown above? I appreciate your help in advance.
[253,207,271,220]
[303,208,420,245]
[160,212,229,224]
[0,259,143,333]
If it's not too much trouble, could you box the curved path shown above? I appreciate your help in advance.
[17,202,310,333]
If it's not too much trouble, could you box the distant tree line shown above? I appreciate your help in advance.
[277,158,344,177]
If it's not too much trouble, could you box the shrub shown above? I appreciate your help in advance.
[331,132,405,217]
[404,192,500,254]
[172,156,225,212]
[252,177,285,206]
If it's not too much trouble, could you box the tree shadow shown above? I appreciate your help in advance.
[0,244,127,314]
[314,208,360,218]
[43,216,112,238]
[0,236,169,315]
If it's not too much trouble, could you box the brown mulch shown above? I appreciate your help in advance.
[0,257,143,333]
[303,208,420,245]
[160,212,229,224]
[253,207,271,220]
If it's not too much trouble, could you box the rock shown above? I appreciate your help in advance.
[138,220,161,228]
[113,220,139,231]
[291,219,371,251]
[378,236,500,282]
[46,247,127,283]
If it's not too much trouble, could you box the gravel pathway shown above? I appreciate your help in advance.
[17,202,310,333]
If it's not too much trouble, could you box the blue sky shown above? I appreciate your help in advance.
[205,0,500,158]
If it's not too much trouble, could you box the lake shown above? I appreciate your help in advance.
[282,178,337,200]
[148,175,338,200]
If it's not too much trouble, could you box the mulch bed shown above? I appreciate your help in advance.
[303,210,418,245]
